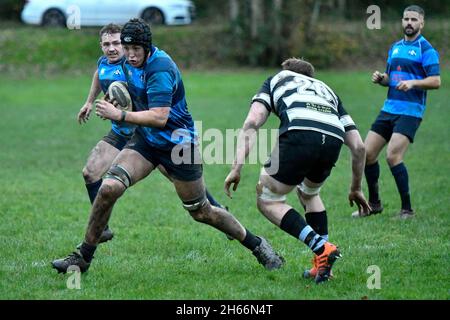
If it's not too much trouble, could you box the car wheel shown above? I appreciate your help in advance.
[42,9,66,27]
[142,7,165,25]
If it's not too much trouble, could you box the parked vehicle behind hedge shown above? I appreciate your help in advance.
[21,0,195,27]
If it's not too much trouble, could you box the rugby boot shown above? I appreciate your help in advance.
[99,227,114,243]
[352,201,383,218]
[398,208,415,219]
[314,242,341,284]
[51,251,91,274]
[303,255,333,279]
[252,237,285,270]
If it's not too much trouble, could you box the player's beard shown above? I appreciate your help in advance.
[403,25,419,37]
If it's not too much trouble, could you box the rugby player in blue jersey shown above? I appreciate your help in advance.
[352,5,441,219]
[52,18,284,273]
[76,24,231,246]
[225,58,370,283]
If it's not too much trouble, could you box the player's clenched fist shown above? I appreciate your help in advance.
[95,99,121,121]
[372,70,385,84]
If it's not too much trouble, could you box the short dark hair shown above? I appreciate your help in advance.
[404,5,425,18]
[99,23,122,38]
[281,58,315,77]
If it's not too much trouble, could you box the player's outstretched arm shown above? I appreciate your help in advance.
[78,70,101,124]
[224,102,269,198]
[344,129,371,213]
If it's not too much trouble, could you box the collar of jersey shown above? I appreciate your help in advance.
[402,34,422,46]
[103,55,124,66]
[143,45,158,67]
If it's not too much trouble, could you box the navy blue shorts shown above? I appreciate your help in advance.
[370,111,422,143]
[264,130,343,186]
[124,131,203,182]
[102,129,130,150]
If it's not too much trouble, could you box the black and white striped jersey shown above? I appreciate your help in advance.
[252,70,357,142]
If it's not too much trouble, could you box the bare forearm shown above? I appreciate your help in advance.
[344,130,366,191]
[410,76,441,90]
[86,70,101,103]
[350,147,365,191]
[233,123,258,172]
[123,109,168,128]
[232,102,270,172]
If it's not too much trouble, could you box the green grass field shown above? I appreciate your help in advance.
[0,70,449,300]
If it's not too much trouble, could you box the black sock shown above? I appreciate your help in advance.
[79,242,97,263]
[280,208,307,238]
[85,179,102,204]
[305,211,328,241]
[240,229,262,251]
[365,162,381,204]
[205,189,223,208]
[280,209,326,254]
[390,163,412,210]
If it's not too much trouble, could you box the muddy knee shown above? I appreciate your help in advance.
[96,181,123,203]
[182,194,211,222]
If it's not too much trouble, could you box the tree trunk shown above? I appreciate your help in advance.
[273,0,282,38]
[306,0,321,42]
[273,0,283,64]
[337,0,346,18]
[251,0,263,39]
[229,0,238,22]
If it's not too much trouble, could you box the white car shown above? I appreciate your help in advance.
[21,0,195,27]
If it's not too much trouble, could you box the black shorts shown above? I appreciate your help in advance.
[264,130,343,186]
[370,111,422,143]
[124,131,203,182]
[102,130,130,150]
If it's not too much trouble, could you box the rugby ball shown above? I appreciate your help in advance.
[107,81,132,111]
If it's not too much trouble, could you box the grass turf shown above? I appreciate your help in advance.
[0,70,448,299]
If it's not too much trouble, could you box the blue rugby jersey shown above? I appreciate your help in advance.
[122,46,197,149]
[97,56,135,138]
[382,35,440,118]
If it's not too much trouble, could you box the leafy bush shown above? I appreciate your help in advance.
[0,19,447,75]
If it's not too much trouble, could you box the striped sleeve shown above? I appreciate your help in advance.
[251,77,273,112]
[146,71,174,108]
[337,97,357,132]
[422,48,440,76]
